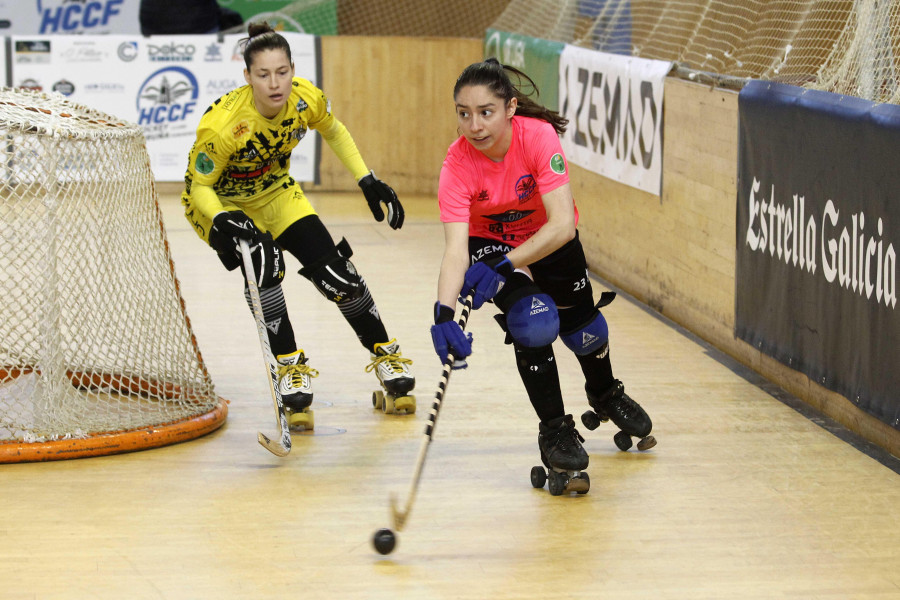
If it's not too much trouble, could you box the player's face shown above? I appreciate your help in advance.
[454,84,517,162]
[244,48,295,119]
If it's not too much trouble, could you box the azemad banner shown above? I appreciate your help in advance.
[0,0,138,34]
[558,45,669,196]
[737,80,899,430]
[10,32,320,182]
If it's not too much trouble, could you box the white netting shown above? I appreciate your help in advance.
[490,0,900,105]
[0,88,220,453]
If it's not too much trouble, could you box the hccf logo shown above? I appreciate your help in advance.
[37,0,125,34]
[136,66,198,126]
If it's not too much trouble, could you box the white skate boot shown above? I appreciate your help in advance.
[276,350,319,430]
[366,339,416,415]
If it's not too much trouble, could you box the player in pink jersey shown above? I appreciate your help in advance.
[431,59,655,495]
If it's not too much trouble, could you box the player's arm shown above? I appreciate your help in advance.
[506,182,576,268]
[432,221,473,366]
[459,183,575,310]
[437,221,470,308]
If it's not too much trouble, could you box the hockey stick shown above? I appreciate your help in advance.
[239,239,291,457]
[390,295,474,531]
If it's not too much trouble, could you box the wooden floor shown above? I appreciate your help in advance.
[3,189,899,600]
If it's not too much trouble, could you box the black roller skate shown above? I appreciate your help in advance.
[531,415,591,496]
[581,379,656,451]
[276,350,319,431]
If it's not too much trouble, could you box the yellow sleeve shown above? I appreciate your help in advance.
[191,183,224,220]
[318,118,369,181]
[299,81,370,181]
[185,120,230,219]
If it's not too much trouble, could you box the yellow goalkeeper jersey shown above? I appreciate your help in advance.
[183,77,368,218]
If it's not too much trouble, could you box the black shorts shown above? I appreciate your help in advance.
[468,231,593,308]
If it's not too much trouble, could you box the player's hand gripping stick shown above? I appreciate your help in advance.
[390,295,474,532]
[239,239,292,457]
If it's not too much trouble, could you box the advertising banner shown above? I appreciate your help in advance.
[10,32,320,182]
[558,45,669,196]
[0,0,139,34]
[737,80,900,430]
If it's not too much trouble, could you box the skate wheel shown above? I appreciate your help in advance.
[547,471,566,496]
[382,393,395,414]
[288,408,314,431]
[392,395,416,415]
[530,466,547,489]
[573,472,590,495]
[372,390,384,410]
[580,410,601,431]
[614,430,633,451]
[637,435,657,451]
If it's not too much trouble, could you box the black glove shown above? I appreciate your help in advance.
[209,210,263,271]
[210,210,261,250]
[359,171,404,230]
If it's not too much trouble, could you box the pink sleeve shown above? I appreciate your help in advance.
[438,156,471,223]
[529,120,569,194]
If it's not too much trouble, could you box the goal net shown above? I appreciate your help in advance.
[0,88,226,462]
[490,0,900,105]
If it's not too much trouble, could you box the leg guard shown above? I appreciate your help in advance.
[298,237,363,303]
[494,272,559,348]
[559,292,616,355]
[244,283,295,356]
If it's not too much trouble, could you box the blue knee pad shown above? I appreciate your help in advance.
[504,292,560,348]
[561,310,609,355]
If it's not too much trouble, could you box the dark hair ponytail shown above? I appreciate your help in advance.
[453,58,568,135]
[241,21,293,69]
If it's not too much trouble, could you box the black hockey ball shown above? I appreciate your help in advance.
[372,527,397,555]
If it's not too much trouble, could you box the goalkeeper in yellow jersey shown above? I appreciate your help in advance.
[181,21,415,426]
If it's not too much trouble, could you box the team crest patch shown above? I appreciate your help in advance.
[195,152,215,175]
[232,121,249,138]
[550,153,566,174]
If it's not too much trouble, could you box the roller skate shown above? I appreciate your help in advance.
[366,339,416,415]
[276,350,319,431]
[581,379,656,451]
[530,415,591,496]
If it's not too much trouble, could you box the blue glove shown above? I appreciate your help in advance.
[430,303,473,369]
[461,255,514,310]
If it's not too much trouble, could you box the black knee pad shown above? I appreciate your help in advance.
[298,238,363,303]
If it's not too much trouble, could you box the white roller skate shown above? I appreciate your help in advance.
[366,339,416,415]
[276,350,319,431]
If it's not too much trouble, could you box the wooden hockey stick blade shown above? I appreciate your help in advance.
[257,430,290,457]
[389,492,408,531]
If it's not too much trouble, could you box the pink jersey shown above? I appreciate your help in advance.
[438,115,577,246]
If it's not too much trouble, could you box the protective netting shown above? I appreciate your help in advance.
[490,0,900,105]
[227,0,509,38]
[0,88,223,461]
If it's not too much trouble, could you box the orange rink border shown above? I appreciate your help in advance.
[0,399,228,463]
